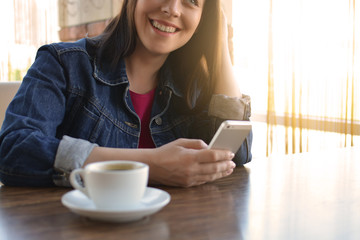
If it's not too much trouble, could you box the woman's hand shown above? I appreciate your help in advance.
[85,138,236,188]
[148,138,236,187]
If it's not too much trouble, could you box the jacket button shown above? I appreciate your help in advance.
[125,121,138,128]
[155,117,162,125]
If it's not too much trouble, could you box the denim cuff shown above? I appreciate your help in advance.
[208,94,251,120]
[53,135,98,187]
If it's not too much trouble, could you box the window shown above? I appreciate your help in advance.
[232,0,360,157]
[0,0,59,82]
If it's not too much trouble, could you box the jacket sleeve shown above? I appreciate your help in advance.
[0,45,69,186]
[192,94,253,166]
[53,136,98,187]
[210,94,252,165]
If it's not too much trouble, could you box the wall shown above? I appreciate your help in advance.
[58,0,122,41]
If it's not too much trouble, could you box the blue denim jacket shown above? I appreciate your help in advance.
[0,38,252,187]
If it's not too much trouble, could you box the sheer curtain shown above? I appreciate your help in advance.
[232,0,359,157]
[0,0,59,82]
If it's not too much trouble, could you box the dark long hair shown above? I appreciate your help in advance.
[97,0,222,108]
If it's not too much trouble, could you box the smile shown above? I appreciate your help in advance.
[151,20,177,33]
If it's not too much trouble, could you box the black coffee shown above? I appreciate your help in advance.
[102,164,139,171]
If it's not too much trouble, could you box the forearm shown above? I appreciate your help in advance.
[214,11,242,98]
[84,146,153,167]
[0,130,60,187]
[84,139,236,188]
[214,49,242,98]
[84,146,162,185]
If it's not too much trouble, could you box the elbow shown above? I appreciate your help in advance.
[0,136,56,187]
[233,130,253,165]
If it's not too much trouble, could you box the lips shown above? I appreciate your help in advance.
[150,19,179,33]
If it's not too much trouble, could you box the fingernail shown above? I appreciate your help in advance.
[229,152,235,159]
[231,161,236,168]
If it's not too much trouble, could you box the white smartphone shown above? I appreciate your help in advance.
[208,120,252,153]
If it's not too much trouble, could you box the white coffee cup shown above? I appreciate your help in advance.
[70,160,149,210]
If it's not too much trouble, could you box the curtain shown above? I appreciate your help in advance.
[232,0,359,157]
[0,0,59,81]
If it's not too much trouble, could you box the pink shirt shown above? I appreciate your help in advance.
[129,88,156,148]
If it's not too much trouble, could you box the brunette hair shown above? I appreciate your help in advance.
[97,0,223,108]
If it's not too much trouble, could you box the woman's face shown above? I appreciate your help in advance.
[134,0,205,56]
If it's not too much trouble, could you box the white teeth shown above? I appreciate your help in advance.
[151,20,176,33]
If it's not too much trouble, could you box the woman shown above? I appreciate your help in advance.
[0,0,252,187]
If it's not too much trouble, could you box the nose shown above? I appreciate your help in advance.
[161,0,181,17]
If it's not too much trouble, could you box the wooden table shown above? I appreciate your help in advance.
[1,147,360,240]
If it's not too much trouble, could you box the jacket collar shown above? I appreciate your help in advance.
[158,60,184,98]
[93,56,129,86]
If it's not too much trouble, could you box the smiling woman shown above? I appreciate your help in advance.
[133,0,204,57]
[0,0,252,187]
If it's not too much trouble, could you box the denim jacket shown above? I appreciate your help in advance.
[0,38,252,187]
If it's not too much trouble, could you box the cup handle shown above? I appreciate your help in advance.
[69,169,89,197]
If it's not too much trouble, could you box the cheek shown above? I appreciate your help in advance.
[188,14,202,34]
[134,9,148,36]
[134,7,141,30]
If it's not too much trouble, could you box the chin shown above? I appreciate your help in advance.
[147,47,173,56]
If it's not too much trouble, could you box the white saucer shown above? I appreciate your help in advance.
[61,187,170,223]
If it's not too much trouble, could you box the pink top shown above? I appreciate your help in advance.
[129,88,156,148]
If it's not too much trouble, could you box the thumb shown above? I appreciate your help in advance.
[175,138,208,150]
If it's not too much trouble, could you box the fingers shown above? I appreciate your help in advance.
[152,139,236,188]
[186,149,236,187]
[198,158,235,173]
[166,150,235,187]
[185,148,235,179]
[196,148,235,163]
[182,168,234,188]
[197,168,234,185]
[174,138,208,150]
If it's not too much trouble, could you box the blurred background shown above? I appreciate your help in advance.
[0,0,359,158]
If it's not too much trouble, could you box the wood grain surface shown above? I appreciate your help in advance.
[1,147,359,240]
